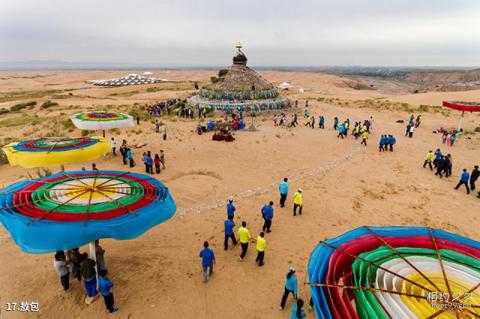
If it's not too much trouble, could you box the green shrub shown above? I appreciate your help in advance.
[10,101,36,112]
[62,119,75,130]
[0,108,9,115]
[41,100,59,109]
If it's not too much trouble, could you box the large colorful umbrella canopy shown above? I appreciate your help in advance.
[442,101,480,131]
[308,226,480,319]
[442,101,480,113]
[70,112,134,131]
[2,137,110,168]
[0,170,176,253]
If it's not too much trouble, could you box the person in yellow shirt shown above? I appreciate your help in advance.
[255,232,266,267]
[361,131,369,146]
[293,188,303,216]
[238,221,250,260]
[423,150,434,171]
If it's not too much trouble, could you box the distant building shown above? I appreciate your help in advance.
[86,73,167,87]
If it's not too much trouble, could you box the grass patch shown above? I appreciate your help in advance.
[109,91,139,97]
[0,89,74,103]
[10,101,36,112]
[0,115,43,128]
[41,100,59,109]
[0,108,9,115]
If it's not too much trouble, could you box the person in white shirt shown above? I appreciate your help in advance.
[53,251,70,291]
[110,137,116,156]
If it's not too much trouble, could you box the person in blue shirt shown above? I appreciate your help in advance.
[291,299,306,319]
[319,116,325,129]
[333,117,339,130]
[388,135,396,152]
[224,215,237,250]
[455,169,471,194]
[337,124,345,139]
[379,135,386,152]
[280,267,298,310]
[199,241,215,283]
[433,149,442,168]
[261,201,274,233]
[99,269,119,314]
[278,178,289,208]
[226,198,236,218]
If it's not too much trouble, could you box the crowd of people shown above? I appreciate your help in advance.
[146,99,179,117]
[423,149,479,197]
[53,240,119,314]
[199,177,309,318]
[110,135,166,173]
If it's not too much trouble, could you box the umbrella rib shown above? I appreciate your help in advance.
[47,139,61,154]
[365,226,442,292]
[97,187,164,202]
[366,257,392,319]
[94,188,137,217]
[93,171,132,188]
[319,241,433,293]
[61,172,91,188]
[428,227,458,318]
[27,189,90,225]
[82,172,97,226]
[0,187,90,213]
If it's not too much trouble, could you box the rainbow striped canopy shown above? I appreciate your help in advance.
[0,170,176,253]
[2,137,110,168]
[308,226,480,319]
[70,112,134,131]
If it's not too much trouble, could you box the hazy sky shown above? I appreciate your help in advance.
[1,0,479,66]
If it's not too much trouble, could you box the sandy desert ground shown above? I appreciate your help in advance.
[0,70,479,319]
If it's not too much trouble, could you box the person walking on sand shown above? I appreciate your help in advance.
[224,215,237,250]
[53,251,70,291]
[443,154,452,178]
[136,111,140,125]
[470,165,479,191]
[319,115,325,129]
[99,269,119,314]
[333,117,339,130]
[255,232,266,267]
[291,299,306,319]
[199,241,215,283]
[280,267,298,310]
[279,178,289,208]
[110,137,116,156]
[423,150,434,170]
[455,169,470,194]
[387,134,396,151]
[261,201,274,233]
[361,130,369,146]
[226,198,236,218]
[433,149,442,168]
[408,125,415,138]
[293,189,303,216]
[161,126,167,141]
[155,119,160,133]
[159,150,166,169]
[238,221,250,261]
[154,154,161,174]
